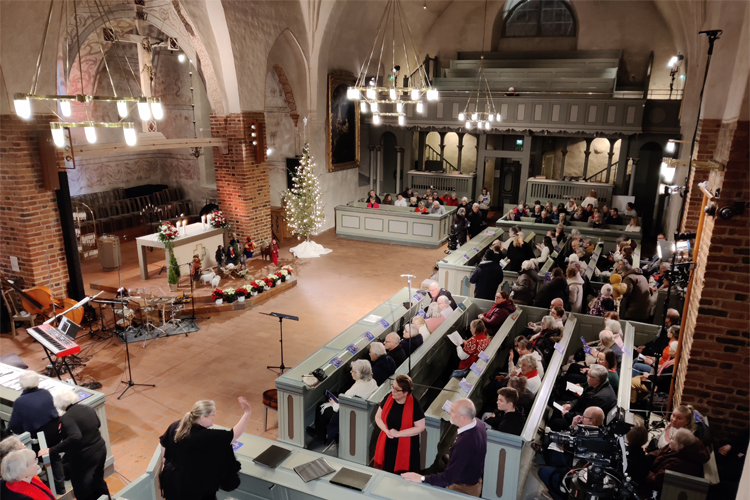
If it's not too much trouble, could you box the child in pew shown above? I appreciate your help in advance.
[481,388,526,435]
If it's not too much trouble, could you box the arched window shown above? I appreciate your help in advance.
[503,0,575,38]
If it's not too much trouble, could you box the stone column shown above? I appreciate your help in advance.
[395,146,405,194]
[456,133,465,173]
[560,138,569,179]
[582,137,594,179]
[418,131,426,171]
[368,145,376,190]
[375,146,383,195]
[606,138,616,183]
[628,158,639,196]
[615,136,630,195]
[210,112,271,242]
[438,132,447,171]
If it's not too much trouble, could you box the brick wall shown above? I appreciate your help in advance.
[681,119,721,233]
[210,112,272,243]
[676,119,750,435]
[0,114,70,298]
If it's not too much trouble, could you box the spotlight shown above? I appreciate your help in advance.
[426,89,438,101]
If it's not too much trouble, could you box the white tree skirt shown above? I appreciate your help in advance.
[289,240,333,258]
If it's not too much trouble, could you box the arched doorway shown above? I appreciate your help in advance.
[381,132,398,195]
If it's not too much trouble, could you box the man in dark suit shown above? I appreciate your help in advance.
[369,342,396,386]
[548,364,616,431]
[402,399,487,496]
[469,257,504,300]
[429,281,457,310]
[384,333,407,367]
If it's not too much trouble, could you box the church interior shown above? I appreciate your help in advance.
[0,1,748,499]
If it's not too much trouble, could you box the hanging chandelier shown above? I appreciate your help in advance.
[459,1,499,131]
[347,0,438,127]
[13,0,167,146]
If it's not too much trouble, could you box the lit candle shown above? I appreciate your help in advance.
[201,215,206,229]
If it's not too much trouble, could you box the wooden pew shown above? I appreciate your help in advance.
[337,297,476,465]
[276,288,432,448]
[422,305,550,471]
[437,227,504,296]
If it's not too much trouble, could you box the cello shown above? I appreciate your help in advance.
[0,274,84,324]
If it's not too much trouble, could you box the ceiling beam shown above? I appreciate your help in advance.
[72,138,228,159]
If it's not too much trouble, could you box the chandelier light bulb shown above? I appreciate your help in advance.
[373,114,382,125]
[416,102,424,114]
[117,100,129,118]
[360,101,368,113]
[347,87,357,100]
[458,112,465,121]
[398,115,405,126]
[50,123,65,147]
[84,123,97,144]
[471,112,478,121]
[150,98,163,120]
[485,121,491,130]
[178,53,186,63]
[666,141,675,153]
[389,88,397,100]
[59,100,71,117]
[397,102,404,113]
[465,121,472,129]
[370,102,379,112]
[123,123,137,146]
[14,96,31,119]
[411,89,420,100]
[137,98,151,120]
[488,113,495,122]
[426,89,438,101]
[366,88,376,100]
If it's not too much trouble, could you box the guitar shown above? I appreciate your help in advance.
[0,273,84,324]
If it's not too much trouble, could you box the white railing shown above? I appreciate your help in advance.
[525,178,613,206]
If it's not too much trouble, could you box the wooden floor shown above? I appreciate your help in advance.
[0,229,449,493]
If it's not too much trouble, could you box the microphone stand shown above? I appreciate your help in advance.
[401,274,416,376]
[261,312,299,374]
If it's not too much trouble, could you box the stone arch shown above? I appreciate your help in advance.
[272,65,300,126]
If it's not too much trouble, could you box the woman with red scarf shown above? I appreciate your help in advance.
[0,449,55,500]
[374,375,425,473]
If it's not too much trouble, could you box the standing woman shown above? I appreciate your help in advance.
[39,388,110,500]
[454,207,469,244]
[374,375,425,474]
[160,397,252,500]
[271,238,280,266]
[478,187,491,218]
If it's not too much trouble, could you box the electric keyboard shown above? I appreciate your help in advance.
[26,324,80,357]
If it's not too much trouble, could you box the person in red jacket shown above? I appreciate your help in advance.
[643,428,710,497]
[478,291,517,336]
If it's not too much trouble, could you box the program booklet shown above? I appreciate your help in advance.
[293,457,336,483]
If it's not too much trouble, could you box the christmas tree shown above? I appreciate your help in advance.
[284,142,325,240]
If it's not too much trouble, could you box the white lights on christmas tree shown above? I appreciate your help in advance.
[284,142,326,240]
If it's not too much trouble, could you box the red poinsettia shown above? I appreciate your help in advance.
[211,288,224,301]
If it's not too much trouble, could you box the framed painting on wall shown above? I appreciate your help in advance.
[327,70,360,172]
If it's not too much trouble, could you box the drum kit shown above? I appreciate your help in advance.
[114,288,190,347]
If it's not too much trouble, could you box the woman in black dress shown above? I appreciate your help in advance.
[373,375,425,473]
[39,388,110,500]
[160,397,252,500]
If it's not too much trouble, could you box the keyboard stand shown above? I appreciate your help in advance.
[41,346,77,385]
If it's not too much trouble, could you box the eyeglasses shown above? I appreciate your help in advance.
[391,385,404,393]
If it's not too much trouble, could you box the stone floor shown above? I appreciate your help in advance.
[0,229,450,493]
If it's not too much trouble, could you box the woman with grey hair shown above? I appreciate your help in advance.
[36,388,109,500]
[307,359,378,444]
[0,436,24,463]
[512,260,539,306]
[518,354,542,394]
[454,207,469,244]
[8,370,64,493]
[1,448,55,499]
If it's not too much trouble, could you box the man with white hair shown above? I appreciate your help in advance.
[369,342,396,386]
[466,203,486,238]
[429,200,446,215]
[8,370,65,493]
[549,364,616,431]
[428,281,457,310]
[384,333,407,367]
[402,398,487,496]
[590,330,623,372]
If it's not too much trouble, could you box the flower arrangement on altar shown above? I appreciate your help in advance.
[209,210,228,229]
[211,288,224,301]
[281,265,294,276]
[235,287,248,298]
[223,287,236,302]
[157,222,179,245]
[262,277,276,288]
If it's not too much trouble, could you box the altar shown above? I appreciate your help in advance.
[135,223,225,280]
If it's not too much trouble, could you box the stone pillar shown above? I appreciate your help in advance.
[438,132,446,171]
[210,112,271,242]
[606,138,616,183]
[675,119,749,435]
[615,136,631,195]
[582,137,594,179]
[456,133,465,173]
[0,114,70,298]
[559,139,569,179]
[628,158,639,196]
[418,131,426,171]
[375,146,383,195]
[368,145,376,190]
[395,146,404,194]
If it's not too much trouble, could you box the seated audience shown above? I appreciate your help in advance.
[402,399,486,497]
[483,388,526,435]
[467,203,486,238]
[638,308,680,357]
[409,316,431,339]
[571,206,588,222]
[408,196,418,208]
[469,256,504,301]
[374,375,426,474]
[8,370,64,492]
[631,340,677,403]
[534,268,570,309]
[588,284,616,317]
[0,436,24,463]
[445,192,460,207]
[605,207,623,225]
[393,194,408,207]
[509,337,545,379]
[533,236,554,266]
[565,198,577,213]
[624,425,650,486]
[429,281,458,309]
[384,333,407,367]
[589,330,623,371]
[548,365,616,431]
[414,201,427,213]
[430,201,446,215]
[478,291,516,336]
[517,354,542,394]
[513,203,528,221]
[369,342,396,385]
[382,194,393,205]
[367,196,380,208]
[400,323,425,355]
[459,197,470,210]
[558,212,571,226]
[368,190,382,203]
[307,360,378,444]
[652,404,712,450]
[536,210,554,224]
[581,190,599,210]
[587,212,604,228]
[642,429,710,497]
[553,224,567,244]
[402,187,413,199]
[623,202,638,217]
[529,316,562,367]
[453,320,491,378]
[1,448,55,500]
[511,260,539,305]
[625,216,641,232]
[509,376,535,417]
[633,326,679,376]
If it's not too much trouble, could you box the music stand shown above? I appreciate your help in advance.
[260,312,299,374]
